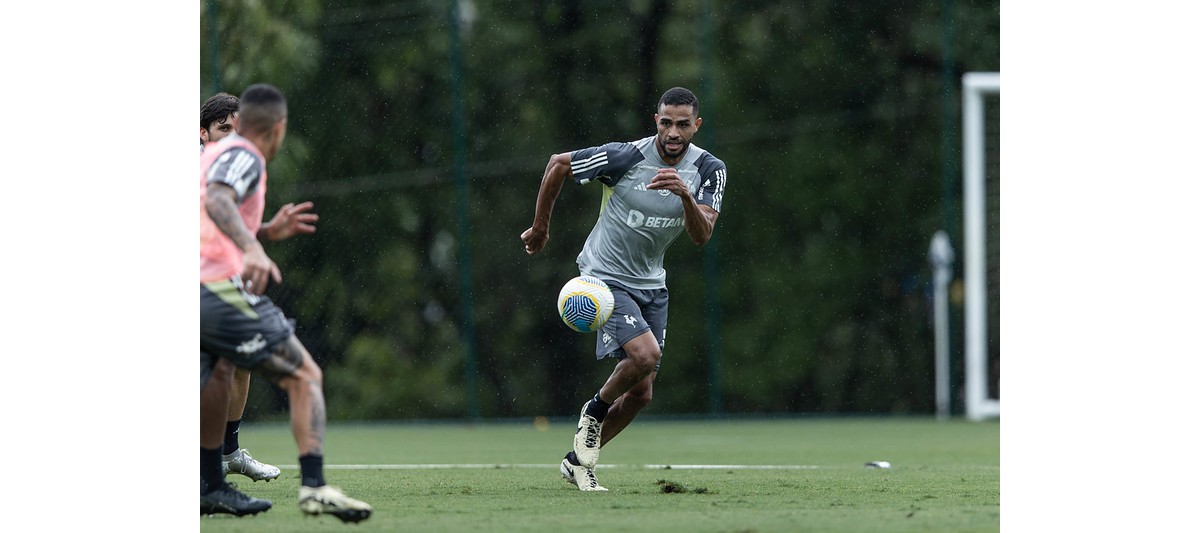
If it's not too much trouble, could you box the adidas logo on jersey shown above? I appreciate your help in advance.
[634,182,671,196]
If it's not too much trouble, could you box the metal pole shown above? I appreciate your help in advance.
[939,0,956,236]
[938,0,956,416]
[698,0,722,415]
[209,0,220,94]
[929,231,954,420]
[449,0,479,420]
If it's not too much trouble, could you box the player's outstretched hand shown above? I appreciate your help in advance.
[263,201,319,241]
[521,226,548,255]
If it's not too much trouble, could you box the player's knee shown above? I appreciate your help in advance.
[284,355,320,384]
[628,352,657,374]
[278,361,322,398]
[299,357,323,384]
[254,336,316,386]
[625,345,661,375]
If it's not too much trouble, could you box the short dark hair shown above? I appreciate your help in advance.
[657,87,699,117]
[238,83,288,136]
[200,92,239,130]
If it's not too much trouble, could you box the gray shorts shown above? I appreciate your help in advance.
[594,280,668,370]
[200,277,295,389]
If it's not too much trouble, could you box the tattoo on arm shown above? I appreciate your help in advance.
[206,183,259,252]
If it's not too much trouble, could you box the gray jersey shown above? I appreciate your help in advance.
[569,136,727,290]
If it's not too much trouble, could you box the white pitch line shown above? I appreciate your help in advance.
[275,464,820,470]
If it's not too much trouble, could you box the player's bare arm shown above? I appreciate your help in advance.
[205,182,282,294]
[521,152,574,255]
[259,201,319,241]
[648,167,719,246]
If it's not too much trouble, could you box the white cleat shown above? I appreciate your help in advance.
[573,402,603,469]
[223,448,281,482]
[561,458,608,492]
[299,485,373,523]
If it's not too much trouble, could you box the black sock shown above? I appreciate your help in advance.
[223,419,242,455]
[299,454,325,488]
[585,393,611,423]
[201,446,225,495]
[565,451,581,466]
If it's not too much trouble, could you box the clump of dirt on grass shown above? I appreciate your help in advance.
[656,479,710,494]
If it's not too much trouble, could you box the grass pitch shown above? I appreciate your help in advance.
[201,417,999,532]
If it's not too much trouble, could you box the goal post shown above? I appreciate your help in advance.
[962,72,1000,421]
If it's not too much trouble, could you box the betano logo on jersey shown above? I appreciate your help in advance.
[625,209,683,229]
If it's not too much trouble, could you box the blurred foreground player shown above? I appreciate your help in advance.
[199,92,318,484]
[200,83,372,522]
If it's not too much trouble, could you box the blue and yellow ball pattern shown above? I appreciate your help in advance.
[557,275,615,333]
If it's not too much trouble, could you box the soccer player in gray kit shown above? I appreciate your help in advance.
[521,87,728,491]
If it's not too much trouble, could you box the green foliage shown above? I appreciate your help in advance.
[201,0,1000,420]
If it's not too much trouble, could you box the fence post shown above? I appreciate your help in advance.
[929,231,955,420]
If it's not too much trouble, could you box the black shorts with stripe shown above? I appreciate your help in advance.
[200,277,295,389]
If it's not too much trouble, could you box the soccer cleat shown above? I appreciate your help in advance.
[573,401,603,469]
[223,448,281,482]
[560,458,575,484]
[201,483,273,516]
[560,457,608,492]
[299,485,373,523]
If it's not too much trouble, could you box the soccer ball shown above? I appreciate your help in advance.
[557,276,615,333]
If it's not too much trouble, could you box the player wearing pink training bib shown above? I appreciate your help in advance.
[199,83,372,522]
[200,134,269,283]
[200,93,319,487]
